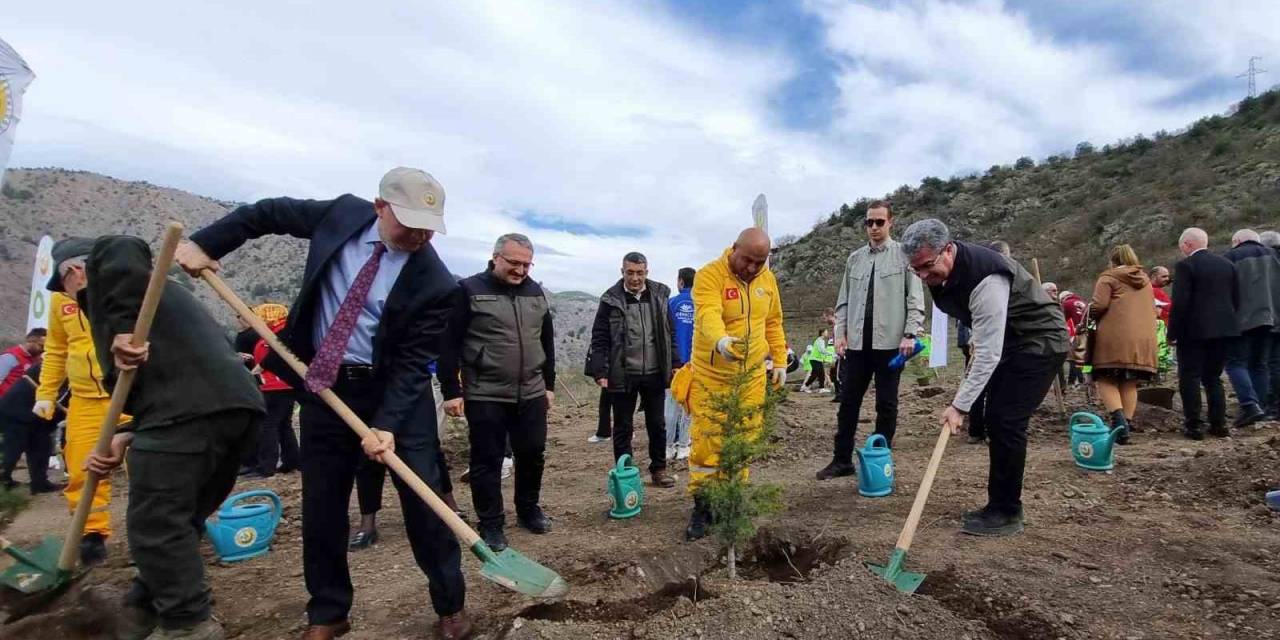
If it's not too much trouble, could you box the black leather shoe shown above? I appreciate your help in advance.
[347,529,378,550]
[1209,422,1231,438]
[480,525,508,552]
[961,509,1024,537]
[1183,427,1205,441]
[815,460,856,481]
[685,498,712,541]
[517,507,552,534]
[1234,404,1266,429]
[79,532,107,566]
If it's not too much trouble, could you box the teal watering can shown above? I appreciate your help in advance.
[855,434,895,497]
[1070,412,1124,471]
[205,489,282,562]
[607,454,644,519]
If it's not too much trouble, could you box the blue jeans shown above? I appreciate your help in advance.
[1225,328,1272,409]
[664,390,691,448]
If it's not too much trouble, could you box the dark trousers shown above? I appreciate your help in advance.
[355,445,455,517]
[1226,328,1272,409]
[125,410,254,629]
[465,398,548,528]
[1268,332,1280,412]
[1067,362,1085,386]
[610,374,667,472]
[981,351,1064,515]
[255,391,299,476]
[1177,339,1229,429]
[299,378,463,623]
[803,364,827,389]
[829,361,842,397]
[968,388,989,439]
[595,389,612,438]
[833,349,901,461]
[2,418,55,486]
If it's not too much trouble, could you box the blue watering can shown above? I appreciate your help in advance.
[1069,412,1124,471]
[855,434,894,497]
[607,454,644,519]
[888,338,926,371]
[206,489,282,562]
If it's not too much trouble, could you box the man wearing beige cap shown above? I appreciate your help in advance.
[176,167,472,639]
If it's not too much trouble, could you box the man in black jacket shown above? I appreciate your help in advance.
[0,362,63,493]
[174,167,471,640]
[1223,229,1278,427]
[1169,227,1240,439]
[586,252,681,488]
[439,233,555,553]
[83,235,265,640]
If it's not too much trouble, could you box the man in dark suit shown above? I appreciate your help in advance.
[175,167,471,640]
[1169,227,1240,440]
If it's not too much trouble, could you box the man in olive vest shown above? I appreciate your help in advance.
[901,219,1067,537]
[439,233,555,554]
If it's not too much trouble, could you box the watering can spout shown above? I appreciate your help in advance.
[1106,426,1125,446]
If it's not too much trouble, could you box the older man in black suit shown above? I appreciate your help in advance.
[1169,227,1240,440]
[175,168,470,640]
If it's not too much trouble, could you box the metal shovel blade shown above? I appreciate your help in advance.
[470,541,569,599]
[867,548,927,594]
[0,536,66,594]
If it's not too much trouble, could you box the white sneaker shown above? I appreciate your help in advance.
[501,457,514,479]
[665,445,678,461]
[676,445,690,460]
[801,386,812,393]
[587,435,609,444]
[818,388,832,394]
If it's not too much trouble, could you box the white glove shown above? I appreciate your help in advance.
[770,368,786,387]
[716,336,743,362]
[32,400,55,420]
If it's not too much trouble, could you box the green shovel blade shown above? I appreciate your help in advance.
[867,548,927,594]
[0,536,66,594]
[470,541,569,599]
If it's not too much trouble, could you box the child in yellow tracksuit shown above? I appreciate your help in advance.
[35,238,126,565]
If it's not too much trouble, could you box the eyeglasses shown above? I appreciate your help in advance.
[497,254,533,270]
[864,218,888,228]
[908,247,948,275]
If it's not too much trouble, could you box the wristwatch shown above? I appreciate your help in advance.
[903,333,916,340]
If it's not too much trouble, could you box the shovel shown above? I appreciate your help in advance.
[868,422,951,593]
[200,270,569,599]
[0,223,183,598]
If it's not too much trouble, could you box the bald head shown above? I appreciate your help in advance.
[1232,228,1260,247]
[730,227,772,282]
[1178,227,1208,256]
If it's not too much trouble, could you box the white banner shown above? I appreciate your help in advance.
[27,235,53,332]
[929,304,949,368]
[0,38,35,188]
[751,193,768,235]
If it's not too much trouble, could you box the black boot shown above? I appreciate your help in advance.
[480,524,508,552]
[1110,410,1130,445]
[815,460,856,481]
[684,497,712,541]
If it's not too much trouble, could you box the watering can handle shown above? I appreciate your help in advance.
[865,434,889,450]
[1069,412,1104,428]
[616,453,633,471]
[223,490,283,518]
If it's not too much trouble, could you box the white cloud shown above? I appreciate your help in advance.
[5,0,1277,295]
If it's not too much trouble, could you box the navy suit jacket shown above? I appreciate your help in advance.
[1169,249,1240,344]
[190,195,458,435]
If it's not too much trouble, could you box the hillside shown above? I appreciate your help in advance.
[0,168,597,368]
[773,89,1280,339]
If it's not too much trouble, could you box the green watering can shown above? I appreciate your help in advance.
[1070,412,1124,471]
[607,454,644,519]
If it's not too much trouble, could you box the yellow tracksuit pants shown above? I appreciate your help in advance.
[64,395,115,537]
[687,375,765,492]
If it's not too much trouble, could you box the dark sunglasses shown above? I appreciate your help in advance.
[864,218,888,228]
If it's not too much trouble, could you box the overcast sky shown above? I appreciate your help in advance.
[6,0,1278,292]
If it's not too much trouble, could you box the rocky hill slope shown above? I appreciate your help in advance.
[773,89,1280,339]
[0,168,597,368]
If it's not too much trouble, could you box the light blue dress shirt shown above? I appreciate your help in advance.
[312,222,410,364]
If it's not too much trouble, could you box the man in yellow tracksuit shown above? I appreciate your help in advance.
[683,228,787,540]
[34,237,122,565]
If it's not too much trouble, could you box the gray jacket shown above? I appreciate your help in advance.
[585,280,679,391]
[834,238,926,351]
[1224,240,1280,332]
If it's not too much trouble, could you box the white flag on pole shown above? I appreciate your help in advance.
[27,235,54,332]
[0,38,35,188]
[929,304,949,368]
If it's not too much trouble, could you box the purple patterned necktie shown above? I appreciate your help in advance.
[304,241,387,392]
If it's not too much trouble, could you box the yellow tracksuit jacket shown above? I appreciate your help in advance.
[687,248,787,489]
[37,291,116,537]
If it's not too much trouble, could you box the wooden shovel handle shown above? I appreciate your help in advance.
[894,422,952,553]
[199,270,482,548]
[58,222,185,572]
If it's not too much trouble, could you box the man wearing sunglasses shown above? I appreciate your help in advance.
[901,219,1067,536]
[439,233,556,553]
[817,201,925,481]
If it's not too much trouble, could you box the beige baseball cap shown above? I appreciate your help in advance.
[378,167,447,233]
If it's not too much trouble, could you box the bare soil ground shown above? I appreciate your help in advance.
[3,377,1280,639]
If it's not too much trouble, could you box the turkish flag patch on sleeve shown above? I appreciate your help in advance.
[62,303,79,316]
[725,288,740,301]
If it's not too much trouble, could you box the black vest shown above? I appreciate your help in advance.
[930,242,1067,357]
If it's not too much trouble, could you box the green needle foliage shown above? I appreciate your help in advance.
[696,349,786,579]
